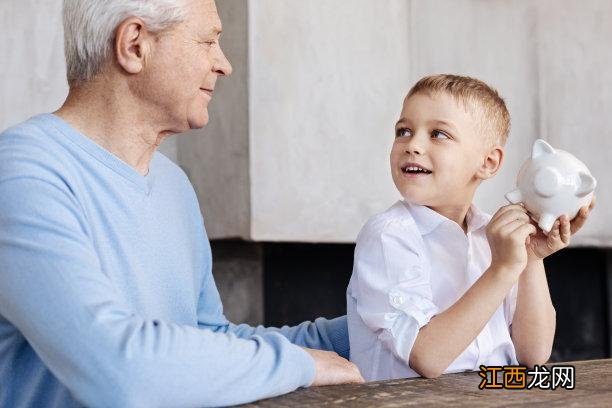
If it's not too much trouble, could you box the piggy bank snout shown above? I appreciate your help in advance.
[533,167,561,197]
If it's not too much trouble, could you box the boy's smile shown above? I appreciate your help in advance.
[400,161,433,177]
[391,92,492,212]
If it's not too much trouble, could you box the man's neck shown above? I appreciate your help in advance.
[54,79,174,176]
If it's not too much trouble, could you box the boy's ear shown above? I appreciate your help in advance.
[476,146,504,180]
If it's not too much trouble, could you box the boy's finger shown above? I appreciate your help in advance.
[492,204,527,220]
[511,222,537,243]
[547,220,561,244]
[498,218,530,237]
[588,195,597,211]
[570,207,590,234]
[571,195,595,223]
[579,202,592,218]
[492,209,530,229]
[490,215,527,237]
[560,215,571,244]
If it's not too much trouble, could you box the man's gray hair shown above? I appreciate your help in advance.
[62,0,188,86]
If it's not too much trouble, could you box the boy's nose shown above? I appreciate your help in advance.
[404,138,424,155]
[405,146,422,155]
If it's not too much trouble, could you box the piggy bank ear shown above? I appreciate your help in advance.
[532,139,555,158]
[576,172,597,197]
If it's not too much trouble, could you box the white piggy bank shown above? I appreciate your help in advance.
[505,139,596,234]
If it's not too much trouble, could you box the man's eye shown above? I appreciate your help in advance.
[395,128,412,138]
[431,130,450,139]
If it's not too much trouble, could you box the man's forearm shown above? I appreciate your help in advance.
[227,316,349,359]
[409,265,518,378]
[511,259,556,366]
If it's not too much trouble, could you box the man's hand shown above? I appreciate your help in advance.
[486,204,536,278]
[302,348,364,386]
[527,196,596,261]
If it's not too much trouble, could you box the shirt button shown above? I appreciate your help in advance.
[391,294,404,307]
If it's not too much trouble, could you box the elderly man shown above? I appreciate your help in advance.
[0,0,363,406]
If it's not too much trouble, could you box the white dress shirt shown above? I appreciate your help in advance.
[347,200,518,381]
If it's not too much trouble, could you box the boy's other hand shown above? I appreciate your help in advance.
[303,348,364,386]
[527,196,596,261]
[487,204,536,277]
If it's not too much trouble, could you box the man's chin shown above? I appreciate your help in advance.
[187,112,210,130]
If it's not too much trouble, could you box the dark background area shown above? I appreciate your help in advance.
[264,244,611,362]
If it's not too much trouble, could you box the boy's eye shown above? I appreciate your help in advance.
[395,128,412,138]
[431,130,450,139]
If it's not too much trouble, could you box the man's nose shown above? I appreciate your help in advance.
[214,46,233,77]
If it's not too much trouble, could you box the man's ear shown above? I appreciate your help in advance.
[114,17,152,75]
[476,145,504,180]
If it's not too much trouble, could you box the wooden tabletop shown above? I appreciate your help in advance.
[242,359,612,407]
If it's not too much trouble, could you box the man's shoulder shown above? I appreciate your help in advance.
[151,151,195,193]
[152,151,186,177]
[0,114,57,149]
[0,115,71,184]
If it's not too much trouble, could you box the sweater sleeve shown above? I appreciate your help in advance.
[194,226,350,359]
[195,269,350,359]
[0,176,315,407]
[225,317,349,359]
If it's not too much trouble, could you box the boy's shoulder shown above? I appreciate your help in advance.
[354,201,427,272]
[358,200,420,241]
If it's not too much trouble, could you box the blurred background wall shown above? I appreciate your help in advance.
[1,0,611,362]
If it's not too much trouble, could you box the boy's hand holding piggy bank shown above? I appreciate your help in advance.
[505,139,596,261]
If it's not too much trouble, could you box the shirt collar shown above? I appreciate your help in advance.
[465,204,491,233]
[402,200,490,235]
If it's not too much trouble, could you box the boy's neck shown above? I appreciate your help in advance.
[428,203,472,233]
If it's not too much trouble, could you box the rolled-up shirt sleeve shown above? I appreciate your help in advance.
[504,282,519,328]
[352,219,439,362]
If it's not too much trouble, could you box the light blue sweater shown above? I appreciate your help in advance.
[0,114,348,407]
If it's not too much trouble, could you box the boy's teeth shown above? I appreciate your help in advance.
[404,166,431,173]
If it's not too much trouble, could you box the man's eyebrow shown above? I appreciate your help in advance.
[209,25,222,35]
[395,117,408,127]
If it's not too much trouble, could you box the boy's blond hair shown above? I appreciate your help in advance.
[407,74,510,146]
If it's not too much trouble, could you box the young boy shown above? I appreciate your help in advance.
[346,74,594,381]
